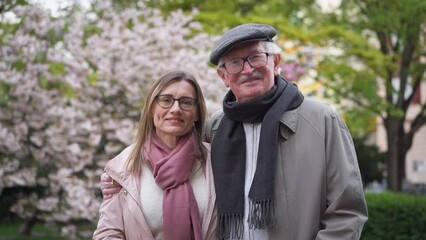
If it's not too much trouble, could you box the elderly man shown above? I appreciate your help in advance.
[100,23,368,240]
[205,23,367,240]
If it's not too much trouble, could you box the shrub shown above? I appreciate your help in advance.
[361,192,426,240]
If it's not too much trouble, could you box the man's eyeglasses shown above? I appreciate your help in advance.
[155,95,198,110]
[219,52,271,74]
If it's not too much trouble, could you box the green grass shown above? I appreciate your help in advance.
[0,221,94,240]
[0,223,62,240]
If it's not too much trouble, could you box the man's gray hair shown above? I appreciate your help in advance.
[262,41,281,54]
[217,41,282,67]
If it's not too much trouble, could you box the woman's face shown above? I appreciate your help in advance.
[152,80,198,148]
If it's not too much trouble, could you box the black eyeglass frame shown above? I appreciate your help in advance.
[155,94,198,110]
[219,52,272,74]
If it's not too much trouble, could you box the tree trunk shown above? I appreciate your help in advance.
[386,117,404,191]
[19,215,37,236]
[387,138,402,191]
[398,149,406,188]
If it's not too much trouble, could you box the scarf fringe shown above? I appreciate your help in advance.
[217,214,244,240]
[248,199,276,229]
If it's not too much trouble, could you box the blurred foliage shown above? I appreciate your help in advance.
[4,0,421,141]
[0,0,28,13]
[110,0,319,35]
[353,136,387,186]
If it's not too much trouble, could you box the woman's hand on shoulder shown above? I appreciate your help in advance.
[100,172,122,200]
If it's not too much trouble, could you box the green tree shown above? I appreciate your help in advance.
[316,0,426,191]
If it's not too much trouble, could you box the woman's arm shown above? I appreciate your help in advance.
[93,176,126,240]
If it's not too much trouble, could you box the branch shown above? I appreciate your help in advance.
[376,32,397,106]
[402,66,425,111]
[405,102,426,151]
[397,39,416,108]
[376,31,390,55]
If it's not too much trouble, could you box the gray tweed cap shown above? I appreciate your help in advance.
[209,23,277,65]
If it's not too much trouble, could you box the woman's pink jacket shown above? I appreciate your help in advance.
[93,144,217,240]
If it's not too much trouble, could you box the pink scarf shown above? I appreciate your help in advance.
[145,132,202,240]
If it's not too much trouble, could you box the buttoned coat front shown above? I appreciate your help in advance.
[205,99,368,240]
[93,144,217,240]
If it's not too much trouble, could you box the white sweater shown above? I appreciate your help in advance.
[243,123,269,240]
[139,160,207,240]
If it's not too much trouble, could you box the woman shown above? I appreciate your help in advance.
[93,70,216,240]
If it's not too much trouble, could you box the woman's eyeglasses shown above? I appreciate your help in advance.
[155,95,198,110]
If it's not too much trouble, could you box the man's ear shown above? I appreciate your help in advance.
[217,68,229,87]
[273,54,281,76]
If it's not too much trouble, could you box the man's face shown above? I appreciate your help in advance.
[217,41,280,102]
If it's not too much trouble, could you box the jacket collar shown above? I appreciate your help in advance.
[279,106,299,140]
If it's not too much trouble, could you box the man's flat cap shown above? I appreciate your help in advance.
[209,23,277,65]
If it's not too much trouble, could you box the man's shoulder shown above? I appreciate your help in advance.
[280,98,339,132]
[209,109,224,121]
[300,98,333,111]
[205,109,224,143]
[298,98,339,119]
[294,98,349,136]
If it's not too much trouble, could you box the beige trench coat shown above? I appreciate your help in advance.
[205,99,368,240]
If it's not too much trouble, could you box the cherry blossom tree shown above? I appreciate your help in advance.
[0,1,311,238]
[0,1,225,238]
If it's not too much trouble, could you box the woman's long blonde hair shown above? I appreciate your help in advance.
[125,70,208,176]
